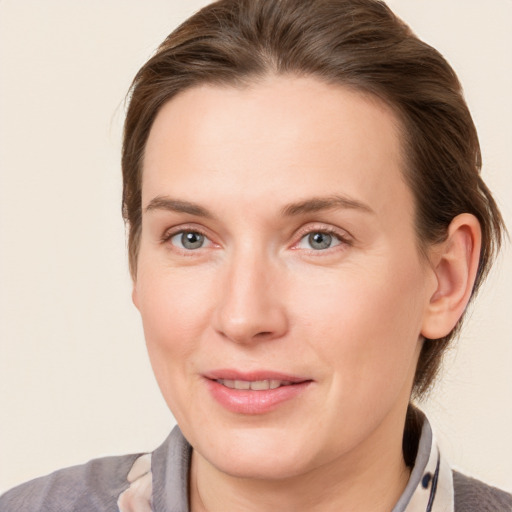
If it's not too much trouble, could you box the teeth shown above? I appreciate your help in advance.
[250,380,270,391]
[233,380,250,390]
[218,379,292,390]
[269,380,281,389]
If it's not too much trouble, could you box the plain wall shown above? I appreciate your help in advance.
[1,0,511,494]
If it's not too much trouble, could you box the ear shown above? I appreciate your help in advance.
[421,213,482,339]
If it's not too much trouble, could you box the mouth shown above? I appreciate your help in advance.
[215,379,296,390]
[204,371,313,414]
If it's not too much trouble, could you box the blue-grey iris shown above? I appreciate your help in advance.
[182,232,204,249]
[308,232,332,250]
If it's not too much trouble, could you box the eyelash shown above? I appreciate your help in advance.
[160,225,352,254]
[160,226,213,253]
[293,226,352,253]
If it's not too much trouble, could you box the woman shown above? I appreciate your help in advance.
[1,0,510,510]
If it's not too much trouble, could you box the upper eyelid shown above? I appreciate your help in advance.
[161,224,212,242]
[293,223,353,242]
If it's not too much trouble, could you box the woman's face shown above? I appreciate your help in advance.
[134,77,437,479]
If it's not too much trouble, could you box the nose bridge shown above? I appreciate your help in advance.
[214,242,287,343]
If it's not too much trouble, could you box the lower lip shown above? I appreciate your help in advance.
[205,379,312,414]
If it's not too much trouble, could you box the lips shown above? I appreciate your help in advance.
[204,370,312,414]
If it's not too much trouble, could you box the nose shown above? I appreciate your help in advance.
[213,249,289,345]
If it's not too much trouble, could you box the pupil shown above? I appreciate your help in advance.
[309,232,332,250]
[182,232,204,249]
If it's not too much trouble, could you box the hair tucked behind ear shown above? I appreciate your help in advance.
[122,0,505,396]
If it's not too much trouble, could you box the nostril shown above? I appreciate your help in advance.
[255,331,273,338]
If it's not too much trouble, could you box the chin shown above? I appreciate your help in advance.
[208,449,310,481]
[192,424,321,480]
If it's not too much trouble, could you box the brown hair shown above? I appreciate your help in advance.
[122,0,504,397]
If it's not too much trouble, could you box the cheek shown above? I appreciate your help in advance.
[137,254,215,331]
[134,275,213,428]
[292,258,427,385]
[134,261,217,387]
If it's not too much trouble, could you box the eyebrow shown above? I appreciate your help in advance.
[281,195,375,216]
[144,194,374,218]
[144,196,215,218]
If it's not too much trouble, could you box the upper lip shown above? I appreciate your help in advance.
[203,369,311,383]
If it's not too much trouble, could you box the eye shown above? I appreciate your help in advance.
[297,231,343,251]
[170,230,207,250]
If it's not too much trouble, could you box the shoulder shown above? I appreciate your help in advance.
[0,452,141,512]
[453,471,512,512]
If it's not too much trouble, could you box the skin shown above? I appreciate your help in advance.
[132,76,480,511]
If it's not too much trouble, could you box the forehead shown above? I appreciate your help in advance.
[142,76,411,220]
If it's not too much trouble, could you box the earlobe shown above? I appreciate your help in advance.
[132,285,140,311]
[421,214,482,339]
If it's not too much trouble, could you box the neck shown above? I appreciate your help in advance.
[189,408,411,512]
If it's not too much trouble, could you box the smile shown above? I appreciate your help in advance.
[205,372,313,414]
[216,379,293,390]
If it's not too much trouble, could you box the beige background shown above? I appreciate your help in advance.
[1,0,511,494]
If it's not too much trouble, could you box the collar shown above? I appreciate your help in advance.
[118,412,454,512]
[393,413,454,512]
